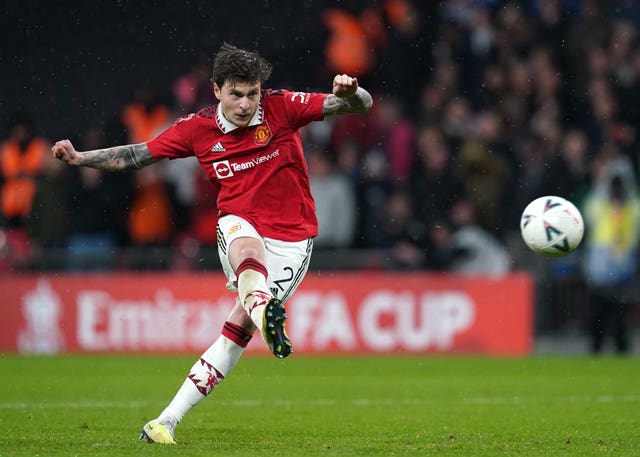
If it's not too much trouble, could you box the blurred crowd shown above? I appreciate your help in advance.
[2,0,640,283]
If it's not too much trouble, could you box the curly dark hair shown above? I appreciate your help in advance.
[211,43,272,87]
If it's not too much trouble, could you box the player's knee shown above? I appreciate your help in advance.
[229,237,264,264]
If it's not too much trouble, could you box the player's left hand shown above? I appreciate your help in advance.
[332,74,358,98]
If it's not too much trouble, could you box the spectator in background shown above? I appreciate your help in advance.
[447,197,511,277]
[66,168,118,270]
[455,109,513,236]
[409,124,462,233]
[530,0,571,59]
[172,57,217,114]
[322,6,375,78]
[582,155,640,354]
[0,114,50,269]
[120,83,180,269]
[379,188,429,270]
[368,95,415,186]
[355,144,392,248]
[308,149,356,249]
[26,149,71,269]
[538,128,591,203]
[66,126,130,270]
[441,97,473,150]
[121,83,170,144]
[0,114,49,228]
[528,46,567,147]
[126,164,177,269]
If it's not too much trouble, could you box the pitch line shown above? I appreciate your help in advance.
[1,395,638,410]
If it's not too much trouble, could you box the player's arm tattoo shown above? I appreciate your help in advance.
[76,143,159,171]
[322,87,373,116]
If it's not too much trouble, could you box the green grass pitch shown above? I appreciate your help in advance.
[0,354,638,456]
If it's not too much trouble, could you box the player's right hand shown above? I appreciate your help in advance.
[52,139,80,166]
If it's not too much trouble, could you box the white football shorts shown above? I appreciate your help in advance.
[216,214,313,304]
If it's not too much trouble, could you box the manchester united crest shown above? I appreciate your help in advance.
[253,123,272,146]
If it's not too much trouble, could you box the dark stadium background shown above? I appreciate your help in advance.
[1,0,337,139]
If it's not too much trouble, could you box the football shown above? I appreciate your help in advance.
[520,196,584,257]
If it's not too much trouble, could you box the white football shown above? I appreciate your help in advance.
[520,196,584,257]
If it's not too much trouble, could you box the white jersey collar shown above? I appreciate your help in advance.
[216,103,264,133]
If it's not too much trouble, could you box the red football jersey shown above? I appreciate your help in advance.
[147,89,327,241]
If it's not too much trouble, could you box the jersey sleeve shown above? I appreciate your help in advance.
[281,90,327,131]
[146,115,195,159]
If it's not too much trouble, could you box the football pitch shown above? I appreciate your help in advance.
[0,355,638,456]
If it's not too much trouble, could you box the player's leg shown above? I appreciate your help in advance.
[218,215,292,358]
[140,303,255,444]
[229,236,273,330]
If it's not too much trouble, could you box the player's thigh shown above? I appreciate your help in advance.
[264,237,313,303]
[217,214,265,292]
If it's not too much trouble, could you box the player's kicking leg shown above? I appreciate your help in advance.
[236,256,292,358]
[219,215,293,358]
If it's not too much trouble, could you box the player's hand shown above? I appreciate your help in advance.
[332,74,359,98]
[52,139,80,166]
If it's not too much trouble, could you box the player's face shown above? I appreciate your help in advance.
[214,80,261,128]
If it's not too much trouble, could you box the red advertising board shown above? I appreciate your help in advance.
[0,272,533,355]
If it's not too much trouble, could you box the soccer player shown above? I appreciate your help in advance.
[51,43,372,444]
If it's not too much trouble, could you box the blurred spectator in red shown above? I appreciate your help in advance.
[172,57,217,114]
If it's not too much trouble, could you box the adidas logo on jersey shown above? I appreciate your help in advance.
[211,142,226,152]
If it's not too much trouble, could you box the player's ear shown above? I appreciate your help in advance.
[213,83,221,100]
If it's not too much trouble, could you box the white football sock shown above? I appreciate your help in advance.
[157,335,245,426]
